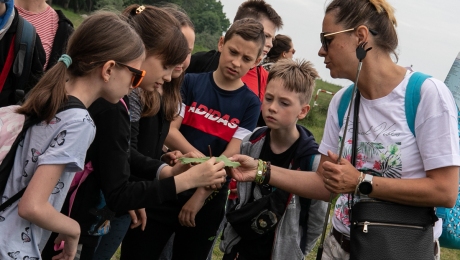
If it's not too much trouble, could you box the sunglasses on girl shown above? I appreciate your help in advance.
[116,62,146,88]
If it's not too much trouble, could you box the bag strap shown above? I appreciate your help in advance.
[13,17,36,100]
[404,72,432,137]
[257,66,262,99]
[337,84,355,129]
[0,116,36,212]
[68,162,93,216]
[0,35,17,93]
[0,98,86,211]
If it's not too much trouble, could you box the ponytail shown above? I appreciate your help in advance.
[17,61,68,122]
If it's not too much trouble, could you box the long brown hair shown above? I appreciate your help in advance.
[160,4,194,121]
[123,4,189,117]
[266,34,292,62]
[17,11,145,122]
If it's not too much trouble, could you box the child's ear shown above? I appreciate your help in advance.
[254,56,262,67]
[218,37,225,52]
[101,60,116,82]
[298,104,310,120]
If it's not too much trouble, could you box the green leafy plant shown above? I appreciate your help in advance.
[179,155,240,168]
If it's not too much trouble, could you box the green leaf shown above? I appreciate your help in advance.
[178,155,240,168]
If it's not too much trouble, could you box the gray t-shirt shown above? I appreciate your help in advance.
[0,107,95,259]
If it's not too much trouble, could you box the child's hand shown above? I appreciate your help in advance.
[187,157,226,187]
[178,195,205,227]
[170,151,206,176]
[228,154,258,182]
[52,233,79,260]
[161,150,183,166]
[128,208,147,231]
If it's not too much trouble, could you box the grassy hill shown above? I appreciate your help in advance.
[54,6,460,260]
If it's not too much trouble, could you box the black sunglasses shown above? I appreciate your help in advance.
[116,62,146,88]
[320,27,378,52]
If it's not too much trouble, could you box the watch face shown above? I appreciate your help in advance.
[359,181,373,195]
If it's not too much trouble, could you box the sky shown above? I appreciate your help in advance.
[219,0,460,87]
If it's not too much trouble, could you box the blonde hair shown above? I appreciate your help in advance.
[267,59,319,104]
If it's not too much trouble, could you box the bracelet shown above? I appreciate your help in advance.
[262,161,271,185]
[354,172,364,195]
[254,159,265,184]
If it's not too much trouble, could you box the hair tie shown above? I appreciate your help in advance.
[136,5,145,14]
[58,54,72,68]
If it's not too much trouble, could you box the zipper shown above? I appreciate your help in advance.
[355,221,425,233]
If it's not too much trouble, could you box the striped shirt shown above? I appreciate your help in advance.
[16,5,58,69]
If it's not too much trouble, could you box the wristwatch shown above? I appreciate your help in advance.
[358,174,374,195]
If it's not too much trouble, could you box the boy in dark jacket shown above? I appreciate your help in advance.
[220,59,327,260]
[0,0,45,107]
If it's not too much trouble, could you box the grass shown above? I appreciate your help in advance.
[51,5,85,28]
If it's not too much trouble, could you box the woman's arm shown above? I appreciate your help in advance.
[322,150,459,207]
[230,154,332,201]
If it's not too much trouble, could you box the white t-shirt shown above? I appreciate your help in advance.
[0,107,95,259]
[319,71,460,239]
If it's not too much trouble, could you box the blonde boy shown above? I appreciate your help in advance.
[220,59,328,260]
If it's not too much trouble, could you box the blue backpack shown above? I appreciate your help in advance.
[338,72,460,249]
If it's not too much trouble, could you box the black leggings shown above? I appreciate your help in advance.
[121,189,227,260]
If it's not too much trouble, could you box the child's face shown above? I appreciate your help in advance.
[217,35,261,82]
[172,26,195,79]
[262,78,310,130]
[139,55,175,92]
[102,55,145,104]
[259,17,276,57]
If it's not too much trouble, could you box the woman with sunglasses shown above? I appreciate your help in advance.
[228,0,459,259]
[0,12,145,260]
[41,5,226,260]
[262,34,295,71]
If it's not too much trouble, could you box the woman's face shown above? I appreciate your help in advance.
[318,12,358,79]
[284,42,295,59]
[172,25,195,79]
[138,55,175,92]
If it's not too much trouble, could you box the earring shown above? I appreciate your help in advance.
[104,78,108,83]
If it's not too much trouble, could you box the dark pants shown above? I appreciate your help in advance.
[121,188,227,260]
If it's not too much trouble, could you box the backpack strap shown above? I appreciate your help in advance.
[12,16,36,99]
[0,97,86,211]
[404,72,432,137]
[337,84,355,129]
[0,35,17,93]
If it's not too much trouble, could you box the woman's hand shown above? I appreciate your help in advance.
[128,208,147,231]
[321,150,361,194]
[227,154,258,182]
[51,232,79,260]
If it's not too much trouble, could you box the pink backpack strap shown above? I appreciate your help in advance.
[68,161,93,215]
[119,98,128,112]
